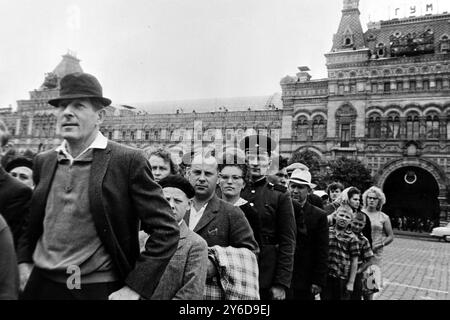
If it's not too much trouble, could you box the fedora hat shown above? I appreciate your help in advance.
[285,162,309,175]
[48,72,111,107]
[289,168,317,189]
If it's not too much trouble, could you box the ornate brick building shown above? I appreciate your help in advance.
[280,0,450,222]
[2,0,449,222]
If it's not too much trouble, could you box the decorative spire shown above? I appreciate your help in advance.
[343,0,359,11]
[39,51,83,90]
[331,0,366,51]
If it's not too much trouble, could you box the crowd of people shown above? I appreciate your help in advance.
[0,72,398,300]
[390,216,436,233]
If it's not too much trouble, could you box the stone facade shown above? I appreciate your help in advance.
[280,0,450,222]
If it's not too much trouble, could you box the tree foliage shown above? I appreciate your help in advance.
[288,149,321,173]
[324,157,373,192]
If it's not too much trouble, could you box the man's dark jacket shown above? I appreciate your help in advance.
[184,194,258,254]
[0,167,32,247]
[241,177,296,290]
[17,141,180,299]
[291,200,329,293]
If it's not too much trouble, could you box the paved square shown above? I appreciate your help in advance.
[375,237,450,300]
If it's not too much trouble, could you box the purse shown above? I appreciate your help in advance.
[361,265,380,295]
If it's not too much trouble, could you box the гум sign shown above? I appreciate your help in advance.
[392,0,437,19]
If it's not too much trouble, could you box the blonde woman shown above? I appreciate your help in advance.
[361,186,394,297]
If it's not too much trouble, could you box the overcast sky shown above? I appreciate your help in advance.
[1,0,449,108]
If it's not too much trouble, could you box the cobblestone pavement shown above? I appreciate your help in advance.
[375,237,450,300]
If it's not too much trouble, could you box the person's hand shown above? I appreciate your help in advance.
[207,259,217,279]
[311,284,322,296]
[345,281,354,293]
[270,285,286,300]
[108,286,140,300]
[18,263,33,292]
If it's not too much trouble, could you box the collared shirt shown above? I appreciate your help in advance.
[233,197,248,207]
[189,202,209,231]
[55,131,107,165]
[327,226,360,280]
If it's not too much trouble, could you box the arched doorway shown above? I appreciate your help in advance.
[383,166,440,222]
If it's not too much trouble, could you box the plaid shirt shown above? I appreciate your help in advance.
[327,227,360,280]
[204,246,260,300]
[355,232,374,268]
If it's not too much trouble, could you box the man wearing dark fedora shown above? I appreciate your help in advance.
[239,135,296,300]
[17,72,179,300]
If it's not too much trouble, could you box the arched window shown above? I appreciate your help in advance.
[20,115,29,136]
[426,114,440,139]
[203,129,215,142]
[406,113,420,139]
[377,43,385,57]
[48,114,57,137]
[387,113,400,139]
[336,104,357,147]
[33,115,43,137]
[368,114,381,138]
[236,129,245,143]
[178,129,185,142]
[312,116,326,140]
[295,116,309,140]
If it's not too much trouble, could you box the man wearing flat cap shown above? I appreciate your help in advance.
[239,135,296,300]
[150,175,208,300]
[18,72,179,300]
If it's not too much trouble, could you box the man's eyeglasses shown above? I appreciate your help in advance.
[219,175,243,182]
[367,196,379,200]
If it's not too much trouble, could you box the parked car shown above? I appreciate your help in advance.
[430,223,450,242]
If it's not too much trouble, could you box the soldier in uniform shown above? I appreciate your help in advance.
[239,135,296,300]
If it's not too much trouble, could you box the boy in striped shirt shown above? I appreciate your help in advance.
[350,212,375,300]
[322,205,359,300]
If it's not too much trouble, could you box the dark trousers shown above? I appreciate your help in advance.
[321,276,350,300]
[21,268,122,300]
[350,273,363,300]
[260,288,273,300]
[289,288,315,300]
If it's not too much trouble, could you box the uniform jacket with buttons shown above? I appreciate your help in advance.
[17,141,180,299]
[241,177,296,290]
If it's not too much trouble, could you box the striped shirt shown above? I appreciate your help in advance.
[355,232,373,268]
[327,227,360,280]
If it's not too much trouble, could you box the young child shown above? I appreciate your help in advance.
[350,212,375,300]
[322,205,359,300]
